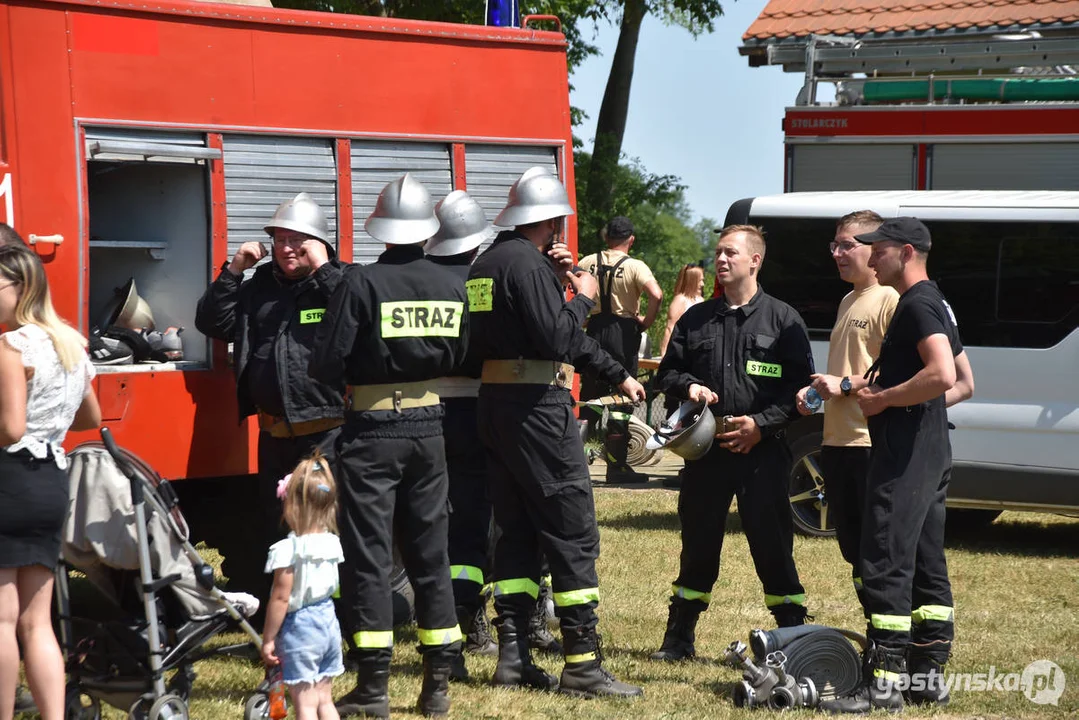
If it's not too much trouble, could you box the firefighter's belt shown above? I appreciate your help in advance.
[349,381,440,413]
[257,412,343,439]
[481,359,575,389]
[436,376,481,398]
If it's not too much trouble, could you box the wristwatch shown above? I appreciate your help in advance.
[841,376,853,396]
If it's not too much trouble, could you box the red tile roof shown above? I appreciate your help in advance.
[743,0,1079,41]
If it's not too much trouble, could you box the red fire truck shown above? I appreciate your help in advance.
[1,0,576,550]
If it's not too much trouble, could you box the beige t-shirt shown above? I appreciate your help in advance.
[823,283,899,447]
[578,249,656,318]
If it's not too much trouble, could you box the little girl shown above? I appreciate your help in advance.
[261,453,345,720]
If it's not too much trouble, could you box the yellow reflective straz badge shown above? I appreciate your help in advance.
[746,360,782,378]
[465,278,494,312]
[300,308,325,324]
[380,301,464,338]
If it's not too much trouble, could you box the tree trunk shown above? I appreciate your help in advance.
[585,0,647,232]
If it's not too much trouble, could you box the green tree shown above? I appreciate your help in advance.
[584,0,723,225]
[575,151,710,347]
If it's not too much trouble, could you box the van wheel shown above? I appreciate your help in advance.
[787,430,836,538]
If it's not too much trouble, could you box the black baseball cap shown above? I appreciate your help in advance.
[855,216,932,252]
[605,216,634,240]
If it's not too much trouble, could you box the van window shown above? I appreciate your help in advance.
[753,215,1079,349]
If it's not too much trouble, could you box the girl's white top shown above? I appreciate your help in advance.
[2,324,94,470]
[264,532,344,612]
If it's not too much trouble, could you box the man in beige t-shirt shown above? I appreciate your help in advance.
[578,216,663,483]
[796,210,898,610]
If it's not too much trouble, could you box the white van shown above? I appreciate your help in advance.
[724,191,1079,534]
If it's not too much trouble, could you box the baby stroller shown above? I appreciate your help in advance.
[57,428,268,719]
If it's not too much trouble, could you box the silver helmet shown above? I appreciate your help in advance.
[264,192,330,245]
[493,166,575,228]
[365,173,441,245]
[645,400,716,461]
[425,190,494,257]
[98,277,156,332]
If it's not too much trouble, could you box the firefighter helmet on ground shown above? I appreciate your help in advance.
[264,192,330,245]
[493,166,575,228]
[646,400,716,461]
[425,190,494,257]
[365,173,441,245]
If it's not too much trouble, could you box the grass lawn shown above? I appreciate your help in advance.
[56,462,1079,719]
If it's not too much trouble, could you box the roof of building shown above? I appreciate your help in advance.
[743,0,1079,42]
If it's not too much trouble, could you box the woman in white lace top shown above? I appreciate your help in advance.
[0,242,100,720]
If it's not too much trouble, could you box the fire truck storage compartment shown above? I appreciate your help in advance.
[85,128,214,369]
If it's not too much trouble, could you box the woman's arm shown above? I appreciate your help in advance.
[0,340,27,445]
[71,387,102,432]
[658,296,686,358]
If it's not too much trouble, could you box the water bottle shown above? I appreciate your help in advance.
[804,387,823,412]
[267,665,287,720]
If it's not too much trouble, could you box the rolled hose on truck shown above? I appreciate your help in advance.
[725,624,866,709]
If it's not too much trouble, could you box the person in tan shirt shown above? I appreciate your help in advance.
[577,216,663,483]
[796,210,898,610]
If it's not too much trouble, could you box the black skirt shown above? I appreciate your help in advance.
[0,449,69,569]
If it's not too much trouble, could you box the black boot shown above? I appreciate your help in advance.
[491,615,559,691]
[649,600,701,661]
[604,414,649,484]
[905,642,951,706]
[820,642,907,714]
[336,650,391,718]
[417,649,454,718]
[457,603,497,656]
[559,628,643,699]
[528,585,563,655]
[771,603,811,628]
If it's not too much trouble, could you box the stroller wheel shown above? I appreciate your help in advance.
[244,692,270,720]
[64,685,101,720]
[148,694,189,720]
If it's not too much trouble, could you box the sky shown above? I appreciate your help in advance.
[568,0,804,226]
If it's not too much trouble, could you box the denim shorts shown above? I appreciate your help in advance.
[278,598,344,686]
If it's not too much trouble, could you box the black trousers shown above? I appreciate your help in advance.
[223,427,338,602]
[672,437,805,615]
[443,397,492,611]
[820,445,870,612]
[580,314,640,402]
[477,389,600,657]
[336,418,459,655]
[862,403,954,653]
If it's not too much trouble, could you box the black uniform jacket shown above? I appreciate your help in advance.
[465,231,629,398]
[195,258,346,424]
[657,287,814,439]
[308,246,469,435]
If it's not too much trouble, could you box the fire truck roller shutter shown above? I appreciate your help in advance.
[350,141,454,265]
[929,143,1079,190]
[788,144,916,192]
[221,136,338,279]
[464,144,559,255]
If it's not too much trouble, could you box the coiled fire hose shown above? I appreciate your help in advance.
[725,625,867,709]
[750,625,867,700]
[625,414,663,466]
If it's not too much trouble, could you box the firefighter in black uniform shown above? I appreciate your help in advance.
[651,224,813,662]
[822,217,970,713]
[309,174,468,719]
[423,190,498,680]
[468,167,647,698]
[195,192,345,606]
